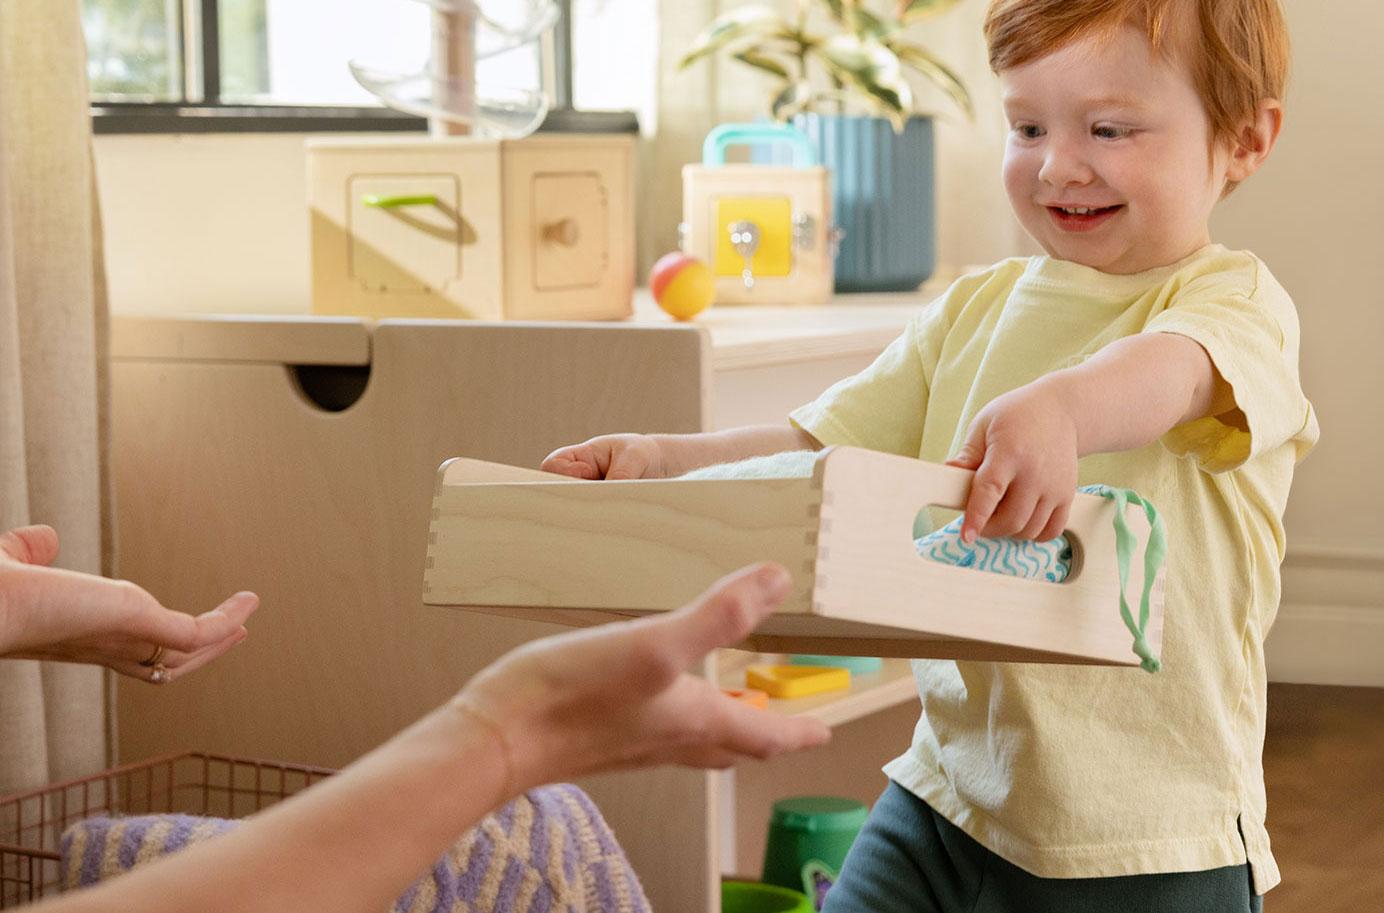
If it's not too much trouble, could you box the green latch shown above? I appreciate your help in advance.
[362,193,438,208]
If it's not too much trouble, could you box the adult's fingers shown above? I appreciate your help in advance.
[662,564,790,666]
[0,525,60,566]
[162,626,251,681]
[185,592,259,650]
[126,590,259,654]
[710,693,831,760]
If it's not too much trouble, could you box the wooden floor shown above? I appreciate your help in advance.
[1262,683,1384,912]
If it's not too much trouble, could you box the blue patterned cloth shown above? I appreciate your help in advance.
[914,520,1073,582]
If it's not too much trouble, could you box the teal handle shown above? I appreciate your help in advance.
[702,123,817,168]
[362,193,438,208]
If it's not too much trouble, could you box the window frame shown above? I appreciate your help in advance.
[90,0,637,135]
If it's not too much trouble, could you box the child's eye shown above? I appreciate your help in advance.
[1092,124,1133,140]
[1012,123,1044,140]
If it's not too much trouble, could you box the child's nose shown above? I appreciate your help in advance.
[1037,138,1095,187]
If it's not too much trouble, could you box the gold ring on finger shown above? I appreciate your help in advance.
[139,645,165,668]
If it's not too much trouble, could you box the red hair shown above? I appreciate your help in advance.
[984,0,1289,152]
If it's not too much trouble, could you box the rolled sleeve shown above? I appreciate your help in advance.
[1146,292,1318,473]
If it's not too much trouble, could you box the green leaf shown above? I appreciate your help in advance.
[849,7,899,42]
[818,35,913,129]
[678,5,787,70]
[770,80,814,120]
[890,40,974,119]
[895,0,964,23]
[733,50,792,80]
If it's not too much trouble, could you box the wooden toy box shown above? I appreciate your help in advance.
[308,134,635,321]
[425,446,1165,665]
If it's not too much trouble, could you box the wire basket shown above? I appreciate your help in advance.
[0,752,335,908]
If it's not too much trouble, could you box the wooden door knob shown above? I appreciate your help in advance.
[541,218,580,246]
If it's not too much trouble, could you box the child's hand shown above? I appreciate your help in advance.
[451,563,831,793]
[540,434,665,480]
[945,380,1079,544]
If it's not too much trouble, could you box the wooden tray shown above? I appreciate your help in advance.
[423,446,1164,665]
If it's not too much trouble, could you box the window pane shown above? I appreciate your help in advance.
[219,0,540,108]
[82,0,182,101]
[571,0,655,124]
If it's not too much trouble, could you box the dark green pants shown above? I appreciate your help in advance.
[821,781,1262,913]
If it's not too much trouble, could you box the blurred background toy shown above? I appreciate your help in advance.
[650,251,715,321]
[681,123,834,305]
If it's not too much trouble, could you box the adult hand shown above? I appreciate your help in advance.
[946,378,1079,544]
[0,525,258,683]
[539,434,665,480]
[452,563,831,794]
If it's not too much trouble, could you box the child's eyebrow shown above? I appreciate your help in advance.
[1002,93,1148,113]
[1083,94,1148,111]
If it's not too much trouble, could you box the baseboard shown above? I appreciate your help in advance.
[1267,545,1384,687]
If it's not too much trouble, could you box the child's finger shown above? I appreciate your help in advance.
[1037,502,1071,542]
[961,467,1009,544]
[541,453,599,479]
[982,485,1040,539]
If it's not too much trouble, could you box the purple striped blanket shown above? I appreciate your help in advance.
[60,783,651,913]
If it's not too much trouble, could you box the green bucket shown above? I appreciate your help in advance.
[761,796,868,908]
[722,880,814,913]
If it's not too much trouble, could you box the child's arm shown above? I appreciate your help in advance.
[541,423,822,480]
[947,332,1228,543]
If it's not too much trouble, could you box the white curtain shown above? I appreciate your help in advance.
[0,0,112,794]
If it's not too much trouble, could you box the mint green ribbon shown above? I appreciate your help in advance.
[1083,485,1166,673]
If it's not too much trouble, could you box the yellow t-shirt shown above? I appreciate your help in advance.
[789,244,1318,893]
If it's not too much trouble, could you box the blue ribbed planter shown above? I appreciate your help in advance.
[793,113,937,293]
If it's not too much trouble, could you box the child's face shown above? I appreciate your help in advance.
[999,25,1232,274]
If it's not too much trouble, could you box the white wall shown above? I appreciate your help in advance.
[93,0,1384,684]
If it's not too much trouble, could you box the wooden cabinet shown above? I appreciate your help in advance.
[110,290,934,911]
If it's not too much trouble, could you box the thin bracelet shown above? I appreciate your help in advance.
[450,698,518,800]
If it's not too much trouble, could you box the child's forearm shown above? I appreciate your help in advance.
[1041,332,1234,457]
[650,424,821,477]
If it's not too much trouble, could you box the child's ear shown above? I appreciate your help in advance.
[1225,98,1283,184]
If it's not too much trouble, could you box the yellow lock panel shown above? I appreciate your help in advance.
[713,196,792,278]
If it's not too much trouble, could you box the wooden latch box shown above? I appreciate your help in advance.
[423,447,1165,665]
[681,124,834,306]
[308,133,634,321]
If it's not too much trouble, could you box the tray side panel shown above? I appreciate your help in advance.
[425,473,820,620]
[812,448,1165,666]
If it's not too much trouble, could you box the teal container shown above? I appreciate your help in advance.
[789,654,883,675]
[722,880,814,913]
[792,113,937,293]
[761,797,869,910]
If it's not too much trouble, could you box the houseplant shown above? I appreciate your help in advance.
[679,0,973,292]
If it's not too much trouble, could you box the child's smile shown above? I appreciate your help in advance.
[1000,24,1235,274]
[1046,203,1124,233]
